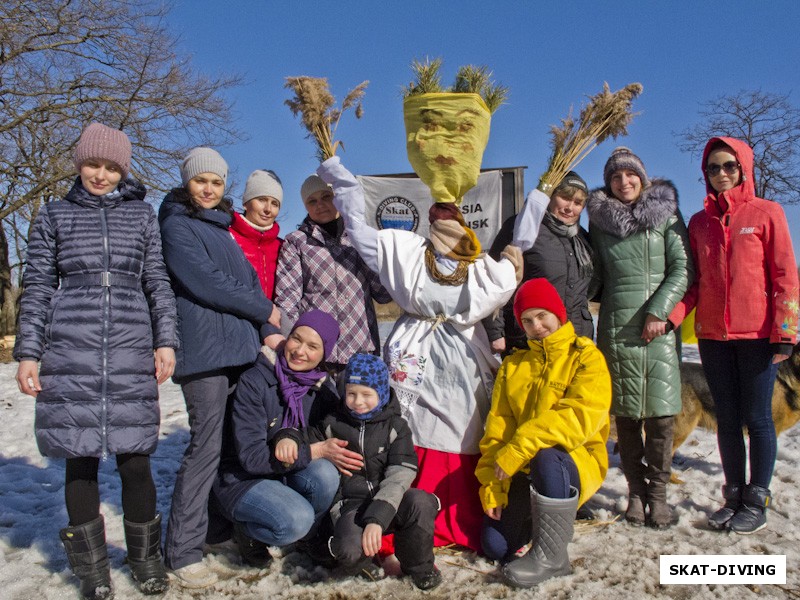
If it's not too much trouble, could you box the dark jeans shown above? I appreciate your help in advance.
[330,488,439,577]
[165,368,242,569]
[698,338,779,488]
[65,453,156,525]
[481,447,580,561]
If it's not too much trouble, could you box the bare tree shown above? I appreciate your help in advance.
[0,0,243,334]
[675,90,800,205]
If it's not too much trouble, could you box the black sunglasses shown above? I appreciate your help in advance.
[706,161,740,177]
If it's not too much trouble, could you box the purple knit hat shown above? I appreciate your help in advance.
[291,309,340,359]
[74,123,132,178]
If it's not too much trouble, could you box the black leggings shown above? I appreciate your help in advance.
[65,454,156,525]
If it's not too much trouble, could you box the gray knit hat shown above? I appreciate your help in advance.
[603,146,649,189]
[74,122,132,179]
[554,170,589,196]
[300,174,332,202]
[244,169,283,204]
[180,147,228,186]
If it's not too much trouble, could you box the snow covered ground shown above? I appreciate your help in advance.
[1,346,798,599]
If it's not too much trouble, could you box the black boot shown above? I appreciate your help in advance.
[60,515,114,600]
[123,514,169,594]
[708,484,743,531]
[502,487,578,588]
[728,484,771,534]
[644,416,674,529]
[233,523,272,568]
[615,417,647,526]
[411,565,442,590]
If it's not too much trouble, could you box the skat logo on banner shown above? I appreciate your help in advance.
[376,196,419,232]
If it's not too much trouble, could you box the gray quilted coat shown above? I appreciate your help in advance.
[587,179,693,419]
[14,178,178,458]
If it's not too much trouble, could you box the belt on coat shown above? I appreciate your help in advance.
[60,272,141,289]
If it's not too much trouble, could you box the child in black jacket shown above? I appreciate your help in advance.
[276,353,441,590]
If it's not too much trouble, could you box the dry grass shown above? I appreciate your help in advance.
[538,82,643,193]
[402,57,508,113]
[284,76,368,161]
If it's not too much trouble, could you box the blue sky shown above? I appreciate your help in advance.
[165,0,800,254]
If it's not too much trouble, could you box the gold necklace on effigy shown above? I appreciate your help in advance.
[424,245,470,286]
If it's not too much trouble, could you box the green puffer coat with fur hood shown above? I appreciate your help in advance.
[587,179,693,418]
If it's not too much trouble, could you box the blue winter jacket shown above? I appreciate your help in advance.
[158,191,274,380]
[14,178,178,458]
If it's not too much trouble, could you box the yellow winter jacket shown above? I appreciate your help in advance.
[476,322,612,510]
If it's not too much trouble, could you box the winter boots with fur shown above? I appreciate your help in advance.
[502,486,578,588]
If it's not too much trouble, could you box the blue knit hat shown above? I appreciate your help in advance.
[343,353,390,420]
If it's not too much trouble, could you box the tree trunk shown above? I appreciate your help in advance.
[0,224,17,335]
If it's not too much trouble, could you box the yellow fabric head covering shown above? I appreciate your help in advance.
[404,92,491,204]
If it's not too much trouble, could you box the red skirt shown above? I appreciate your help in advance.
[380,446,483,555]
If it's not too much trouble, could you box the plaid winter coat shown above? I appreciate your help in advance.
[274,216,391,365]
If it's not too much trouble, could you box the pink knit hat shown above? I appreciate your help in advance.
[74,123,132,179]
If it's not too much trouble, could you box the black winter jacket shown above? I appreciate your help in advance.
[158,191,274,379]
[14,178,178,458]
[305,395,418,531]
[213,348,338,520]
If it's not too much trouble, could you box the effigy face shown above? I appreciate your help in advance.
[404,92,491,204]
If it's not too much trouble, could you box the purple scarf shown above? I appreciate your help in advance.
[275,352,328,429]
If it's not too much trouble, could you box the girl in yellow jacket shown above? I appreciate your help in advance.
[476,278,611,588]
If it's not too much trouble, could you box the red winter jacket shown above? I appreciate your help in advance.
[230,212,282,299]
[670,137,798,346]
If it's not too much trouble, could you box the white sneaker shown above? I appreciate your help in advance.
[170,561,218,589]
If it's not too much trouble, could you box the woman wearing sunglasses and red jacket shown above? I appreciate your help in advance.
[670,136,799,534]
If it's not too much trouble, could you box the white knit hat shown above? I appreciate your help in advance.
[244,170,283,204]
[180,147,228,186]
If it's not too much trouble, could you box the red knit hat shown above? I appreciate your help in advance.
[513,278,567,326]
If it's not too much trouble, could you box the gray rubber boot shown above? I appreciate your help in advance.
[123,513,169,594]
[501,486,578,588]
[60,515,114,600]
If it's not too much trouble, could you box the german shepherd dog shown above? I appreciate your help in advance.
[673,343,800,454]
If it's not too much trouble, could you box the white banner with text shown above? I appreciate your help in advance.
[357,170,503,249]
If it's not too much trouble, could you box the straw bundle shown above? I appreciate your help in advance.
[284,76,368,161]
[538,82,643,194]
[402,57,509,113]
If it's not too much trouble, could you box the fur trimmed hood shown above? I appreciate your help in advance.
[587,179,679,239]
